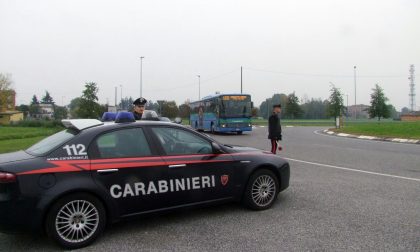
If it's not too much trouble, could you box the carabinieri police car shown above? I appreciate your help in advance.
[0,112,290,249]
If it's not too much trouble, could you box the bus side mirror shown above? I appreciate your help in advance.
[211,142,224,154]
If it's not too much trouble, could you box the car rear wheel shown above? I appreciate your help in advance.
[243,169,279,210]
[46,193,106,249]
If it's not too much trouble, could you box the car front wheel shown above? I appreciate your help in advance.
[244,169,279,210]
[46,193,106,249]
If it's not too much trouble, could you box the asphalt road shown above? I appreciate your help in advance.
[1,126,419,251]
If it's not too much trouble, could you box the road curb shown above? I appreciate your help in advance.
[322,129,420,145]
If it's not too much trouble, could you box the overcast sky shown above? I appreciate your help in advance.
[1,0,419,110]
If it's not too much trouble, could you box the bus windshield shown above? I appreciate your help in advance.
[219,95,251,118]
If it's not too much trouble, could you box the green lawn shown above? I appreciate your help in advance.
[334,121,420,139]
[0,127,60,141]
[0,136,46,153]
[252,119,335,126]
[0,127,62,154]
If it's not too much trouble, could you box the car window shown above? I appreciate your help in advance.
[95,128,151,158]
[152,127,213,155]
[26,129,77,156]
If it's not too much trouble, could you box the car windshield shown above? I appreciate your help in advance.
[26,129,78,156]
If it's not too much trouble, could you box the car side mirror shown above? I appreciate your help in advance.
[211,142,224,154]
[174,117,182,124]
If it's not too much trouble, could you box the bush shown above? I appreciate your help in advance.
[9,119,63,128]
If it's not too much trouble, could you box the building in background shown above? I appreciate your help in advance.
[0,89,24,124]
[347,104,369,119]
[401,111,420,121]
[30,103,55,119]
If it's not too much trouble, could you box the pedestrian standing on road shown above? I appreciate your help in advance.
[268,104,282,154]
[132,97,147,120]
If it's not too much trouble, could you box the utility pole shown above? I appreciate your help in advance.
[241,66,243,94]
[120,85,123,110]
[197,75,201,100]
[409,64,416,112]
[140,56,145,97]
[114,87,117,107]
[354,66,357,119]
[346,94,349,118]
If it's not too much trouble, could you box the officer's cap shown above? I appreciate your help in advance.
[133,97,147,106]
[273,104,282,108]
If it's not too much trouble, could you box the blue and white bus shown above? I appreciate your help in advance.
[190,94,252,134]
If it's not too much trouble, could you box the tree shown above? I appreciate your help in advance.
[54,106,68,120]
[16,104,30,118]
[31,95,39,105]
[160,101,179,118]
[41,91,54,104]
[76,82,102,119]
[119,97,134,111]
[0,73,12,90]
[401,107,410,114]
[0,73,13,111]
[258,93,288,119]
[387,104,398,119]
[367,84,390,121]
[69,97,82,118]
[178,102,191,118]
[300,98,329,119]
[146,100,159,111]
[327,84,345,120]
[285,92,303,119]
[251,107,259,118]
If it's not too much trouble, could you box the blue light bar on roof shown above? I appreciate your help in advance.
[115,111,135,123]
[101,112,117,122]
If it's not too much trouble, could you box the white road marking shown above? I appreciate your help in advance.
[313,130,420,146]
[337,133,351,137]
[284,157,420,182]
[358,135,377,140]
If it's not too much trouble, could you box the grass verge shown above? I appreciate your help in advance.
[0,136,46,154]
[333,121,420,139]
[0,127,62,154]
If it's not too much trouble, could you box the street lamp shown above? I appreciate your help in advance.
[354,66,357,119]
[120,85,123,110]
[197,75,201,100]
[346,94,349,118]
[140,56,145,97]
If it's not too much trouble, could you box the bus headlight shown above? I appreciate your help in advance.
[221,124,226,128]
[248,123,252,127]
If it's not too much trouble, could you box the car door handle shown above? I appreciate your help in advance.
[97,169,119,174]
[168,164,186,168]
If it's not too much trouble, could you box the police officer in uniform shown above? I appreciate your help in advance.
[268,104,282,154]
[132,97,147,120]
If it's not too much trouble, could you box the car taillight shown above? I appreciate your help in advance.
[0,172,16,183]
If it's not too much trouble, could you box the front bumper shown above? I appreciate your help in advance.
[278,163,290,192]
[216,126,252,132]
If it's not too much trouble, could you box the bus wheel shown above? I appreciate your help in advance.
[237,131,243,135]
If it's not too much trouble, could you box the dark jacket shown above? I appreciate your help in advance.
[133,112,143,120]
[268,113,282,140]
